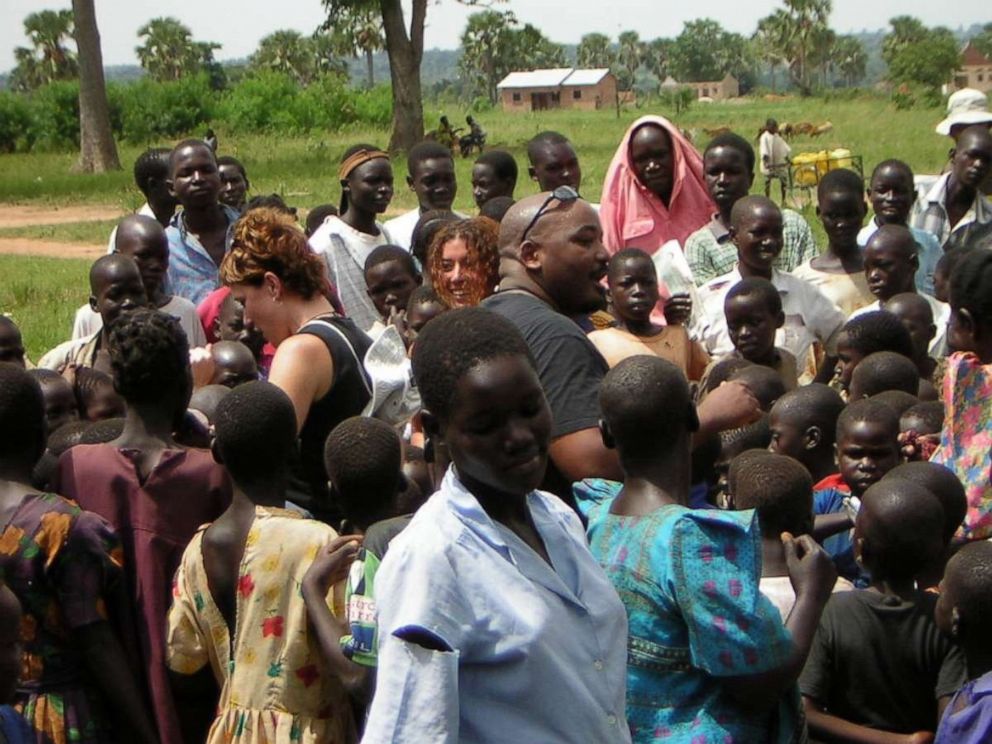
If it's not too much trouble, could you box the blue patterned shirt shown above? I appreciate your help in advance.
[165,206,240,306]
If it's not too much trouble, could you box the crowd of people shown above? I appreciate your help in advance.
[1,86,992,744]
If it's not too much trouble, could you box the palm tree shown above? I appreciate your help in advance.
[782,0,832,95]
[833,35,866,87]
[753,12,790,91]
[136,17,220,82]
[577,33,615,70]
[251,30,316,84]
[644,38,672,91]
[10,9,77,91]
[324,5,385,88]
[617,31,645,92]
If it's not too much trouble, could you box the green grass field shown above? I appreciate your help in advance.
[0,96,955,359]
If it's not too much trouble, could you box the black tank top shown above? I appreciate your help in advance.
[289,315,372,523]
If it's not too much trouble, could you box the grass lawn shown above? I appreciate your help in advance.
[0,95,955,357]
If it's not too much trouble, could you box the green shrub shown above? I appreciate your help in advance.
[27,80,82,150]
[0,92,32,152]
[118,74,215,143]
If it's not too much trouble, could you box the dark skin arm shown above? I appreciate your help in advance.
[813,513,853,542]
[803,697,935,743]
[74,621,160,743]
[549,428,623,483]
[170,667,220,744]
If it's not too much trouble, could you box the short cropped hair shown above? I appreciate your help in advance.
[0,363,45,463]
[726,277,782,316]
[900,401,944,434]
[407,284,448,313]
[480,196,515,224]
[408,141,453,175]
[720,415,772,453]
[476,149,518,183]
[133,147,171,195]
[705,132,756,173]
[214,381,297,485]
[526,131,571,163]
[841,311,915,359]
[305,203,338,237]
[411,307,534,421]
[730,365,787,411]
[885,461,967,544]
[169,138,216,177]
[837,398,899,441]
[245,194,294,216]
[324,416,402,527]
[860,480,944,581]
[817,167,863,199]
[364,244,419,278]
[950,247,992,328]
[870,389,920,418]
[850,351,920,397]
[221,207,325,299]
[870,159,914,184]
[107,308,190,405]
[945,542,992,635]
[216,155,248,183]
[731,452,813,536]
[770,383,845,448]
[601,356,695,458]
[608,247,654,276]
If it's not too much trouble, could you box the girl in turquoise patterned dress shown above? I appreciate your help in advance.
[574,356,837,743]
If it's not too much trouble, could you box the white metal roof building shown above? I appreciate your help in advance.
[497,68,617,112]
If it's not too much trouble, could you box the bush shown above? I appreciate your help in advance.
[117,74,215,143]
[27,80,82,151]
[0,92,32,152]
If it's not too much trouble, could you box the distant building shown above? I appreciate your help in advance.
[951,42,992,94]
[497,68,618,112]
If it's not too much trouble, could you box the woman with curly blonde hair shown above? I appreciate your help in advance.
[428,217,500,308]
[220,207,372,520]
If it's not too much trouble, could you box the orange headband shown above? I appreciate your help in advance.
[338,149,389,181]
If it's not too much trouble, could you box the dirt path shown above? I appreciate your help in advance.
[0,237,105,259]
[0,203,123,229]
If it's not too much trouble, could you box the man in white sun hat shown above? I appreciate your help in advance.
[936,88,992,140]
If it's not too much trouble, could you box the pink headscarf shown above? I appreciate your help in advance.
[599,115,715,255]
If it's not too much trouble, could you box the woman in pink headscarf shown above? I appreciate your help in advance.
[600,115,714,254]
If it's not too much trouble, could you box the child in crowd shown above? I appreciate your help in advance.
[819,399,903,580]
[479,195,515,224]
[54,309,231,743]
[933,248,968,304]
[801,480,967,740]
[309,144,395,332]
[73,367,126,421]
[28,369,78,434]
[712,416,771,506]
[216,155,250,212]
[871,389,921,417]
[886,292,941,383]
[39,254,147,374]
[208,340,258,388]
[471,149,517,209]
[363,245,422,329]
[0,316,26,367]
[0,364,158,743]
[575,355,835,742]
[695,195,845,381]
[0,583,32,744]
[900,400,944,462]
[854,225,950,353]
[167,382,356,744]
[729,364,787,411]
[727,451,854,620]
[304,203,338,238]
[885,461,968,588]
[932,248,992,541]
[859,159,942,295]
[589,249,710,380]
[362,308,631,743]
[833,310,916,394]
[384,142,461,250]
[200,289,272,374]
[718,276,798,388]
[77,215,206,347]
[934,542,992,743]
[848,350,923,400]
[794,169,875,315]
[403,284,449,344]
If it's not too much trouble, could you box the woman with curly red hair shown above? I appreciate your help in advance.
[428,217,500,308]
[220,207,372,521]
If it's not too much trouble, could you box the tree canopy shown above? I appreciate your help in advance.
[10,10,78,92]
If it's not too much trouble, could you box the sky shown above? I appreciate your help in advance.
[2,0,990,73]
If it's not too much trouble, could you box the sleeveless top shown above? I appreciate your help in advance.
[291,315,372,522]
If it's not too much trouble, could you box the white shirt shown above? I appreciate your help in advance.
[363,468,631,744]
[71,295,207,348]
[694,267,846,363]
[309,216,393,333]
[759,131,791,176]
[849,294,950,355]
[382,208,468,252]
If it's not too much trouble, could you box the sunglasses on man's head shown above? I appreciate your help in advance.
[520,185,580,242]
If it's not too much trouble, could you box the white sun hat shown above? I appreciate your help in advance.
[936,88,992,136]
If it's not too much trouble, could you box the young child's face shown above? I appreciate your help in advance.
[217,295,265,360]
[90,264,148,328]
[868,167,914,225]
[703,146,752,211]
[724,294,780,364]
[733,206,784,275]
[899,412,940,438]
[768,409,807,461]
[441,354,551,497]
[818,189,866,250]
[837,420,900,497]
[410,157,456,211]
[608,257,659,325]
[405,300,446,342]
[40,379,79,435]
[471,163,512,209]
[864,238,916,301]
[85,384,126,422]
[120,237,169,298]
[887,301,934,361]
[365,260,420,319]
[834,331,864,391]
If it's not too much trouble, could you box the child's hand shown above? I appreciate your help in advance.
[903,733,934,744]
[304,536,362,597]
[663,293,692,326]
[782,532,837,605]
